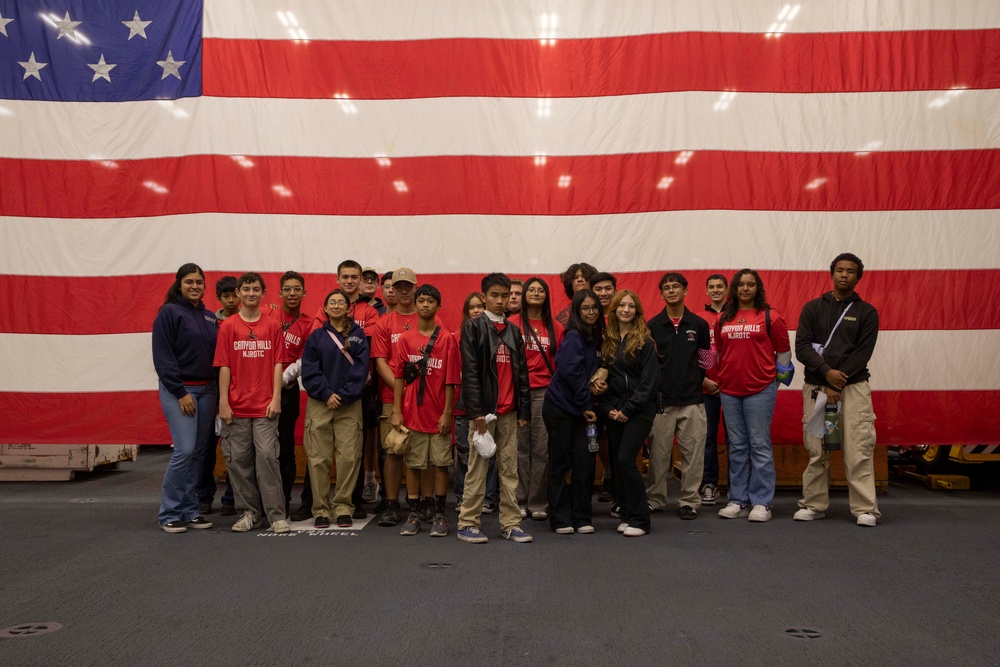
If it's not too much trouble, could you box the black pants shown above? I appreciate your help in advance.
[608,415,653,531]
[278,385,311,509]
[543,400,595,530]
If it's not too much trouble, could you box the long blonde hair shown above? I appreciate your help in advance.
[601,290,651,362]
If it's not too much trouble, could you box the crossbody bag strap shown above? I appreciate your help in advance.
[526,324,555,376]
[326,329,355,365]
[821,302,853,352]
[417,326,441,406]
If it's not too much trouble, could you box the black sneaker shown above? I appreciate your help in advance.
[187,516,213,529]
[336,515,353,528]
[481,502,497,514]
[291,505,312,522]
[378,505,400,527]
[352,506,368,520]
[160,520,187,534]
[609,502,621,518]
[314,516,330,529]
[597,490,613,503]
[679,506,698,521]
[198,501,214,515]
[219,504,237,516]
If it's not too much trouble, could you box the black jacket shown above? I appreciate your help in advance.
[795,291,878,387]
[457,314,530,421]
[598,338,660,420]
[648,307,711,406]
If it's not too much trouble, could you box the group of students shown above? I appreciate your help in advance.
[152,253,881,541]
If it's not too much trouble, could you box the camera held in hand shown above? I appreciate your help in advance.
[403,359,426,384]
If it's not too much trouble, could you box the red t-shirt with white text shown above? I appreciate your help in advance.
[494,321,515,415]
[508,315,563,389]
[268,308,311,368]
[370,310,421,403]
[714,308,790,397]
[702,307,723,387]
[391,327,461,433]
[214,313,284,417]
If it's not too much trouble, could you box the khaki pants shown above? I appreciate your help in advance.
[459,411,520,531]
[304,398,363,519]
[799,382,880,517]
[516,388,549,514]
[646,404,707,510]
[221,417,286,524]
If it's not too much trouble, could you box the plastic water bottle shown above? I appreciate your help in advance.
[823,403,842,451]
[586,422,599,453]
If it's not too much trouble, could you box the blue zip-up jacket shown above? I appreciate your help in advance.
[151,299,219,399]
[301,321,370,405]
[544,329,600,418]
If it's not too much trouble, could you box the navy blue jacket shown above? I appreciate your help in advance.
[545,329,600,418]
[301,321,370,405]
[151,299,219,399]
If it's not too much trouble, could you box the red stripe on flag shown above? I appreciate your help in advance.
[203,30,1000,99]
[1,390,995,445]
[2,270,999,335]
[3,150,998,218]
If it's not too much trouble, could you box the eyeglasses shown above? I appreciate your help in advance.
[361,276,378,283]
[580,305,600,313]
[281,286,304,293]
[525,288,546,294]
[327,301,348,308]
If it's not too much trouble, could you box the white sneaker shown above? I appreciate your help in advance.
[748,505,772,522]
[856,513,877,527]
[623,526,647,537]
[554,526,574,534]
[718,502,750,519]
[793,508,826,521]
[271,519,291,533]
[576,525,595,534]
[231,511,260,533]
[617,522,628,533]
[518,506,528,519]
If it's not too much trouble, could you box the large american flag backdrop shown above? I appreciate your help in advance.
[1,0,998,447]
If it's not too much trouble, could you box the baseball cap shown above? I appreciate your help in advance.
[391,267,417,285]
[361,266,379,277]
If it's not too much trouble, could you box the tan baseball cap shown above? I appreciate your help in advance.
[361,266,379,277]
[391,267,417,285]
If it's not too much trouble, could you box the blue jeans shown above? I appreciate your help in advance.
[720,382,777,508]
[453,415,498,504]
[159,382,217,524]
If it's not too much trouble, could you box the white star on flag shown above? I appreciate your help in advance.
[156,51,185,80]
[0,12,13,37]
[55,11,82,40]
[122,11,152,40]
[88,54,117,83]
[19,52,48,81]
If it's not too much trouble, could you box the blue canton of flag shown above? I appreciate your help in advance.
[0,0,202,101]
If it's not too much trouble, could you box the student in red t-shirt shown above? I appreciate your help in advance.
[267,271,314,518]
[508,277,564,521]
[371,268,421,527]
[214,272,290,534]
[713,269,791,524]
[390,285,460,537]
[456,273,532,544]
[700,273,728,506]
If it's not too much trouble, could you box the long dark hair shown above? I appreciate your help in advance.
[720,268,770,324]
[566,288,604,344]
[462,291,486,326]
[323,289,354,350]
[519,277,557,354]
[162,263,205,308]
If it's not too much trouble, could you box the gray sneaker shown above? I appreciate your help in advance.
[430,513,449,537]
[399,512,421,536]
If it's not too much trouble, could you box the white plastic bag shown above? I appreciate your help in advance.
[471,413,498,458]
